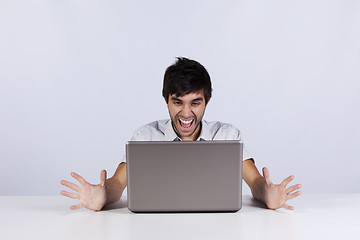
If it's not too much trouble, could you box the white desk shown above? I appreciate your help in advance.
[0,194,359,240]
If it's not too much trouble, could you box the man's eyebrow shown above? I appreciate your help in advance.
[171,97,182,102]
[191,97,204,102]
[170,96,204,102]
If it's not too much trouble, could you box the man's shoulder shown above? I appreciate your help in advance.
[131,120,170,141]
[204,120,238,130]
[202,120,241,140]
[136,119,167,130]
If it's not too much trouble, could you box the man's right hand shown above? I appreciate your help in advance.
[60,170,107,211]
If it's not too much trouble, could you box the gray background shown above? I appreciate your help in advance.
[1,0,359,195]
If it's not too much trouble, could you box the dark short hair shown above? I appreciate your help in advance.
[162,57,212,104]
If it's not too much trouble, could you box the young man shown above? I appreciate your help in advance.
[60,58,302,211]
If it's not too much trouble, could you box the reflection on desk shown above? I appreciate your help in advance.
[0,194,359,240]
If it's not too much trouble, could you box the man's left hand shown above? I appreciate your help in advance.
[262,167,302,210]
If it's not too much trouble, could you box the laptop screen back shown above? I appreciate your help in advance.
[126,141,243,212]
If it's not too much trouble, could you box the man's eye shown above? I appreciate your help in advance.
[174,102,182,105]
[192,102,200,106]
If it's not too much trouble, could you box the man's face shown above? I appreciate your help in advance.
[166,91,208,141]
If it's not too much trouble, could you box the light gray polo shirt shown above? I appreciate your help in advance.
[130,119,253,161]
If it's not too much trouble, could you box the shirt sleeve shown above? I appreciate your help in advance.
[243,145,254,163]
[224,123,255,163]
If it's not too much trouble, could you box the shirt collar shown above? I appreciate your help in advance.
[197,120,212,141]
[160,119,211,141]
[160,119,180,141]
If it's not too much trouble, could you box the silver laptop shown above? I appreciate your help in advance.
[126,141,243,213]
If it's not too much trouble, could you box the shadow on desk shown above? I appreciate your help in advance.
[248,197,268,209]
[102,197,128,211]
[101,195,268,212]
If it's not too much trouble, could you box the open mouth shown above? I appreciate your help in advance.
[178,118,194,131]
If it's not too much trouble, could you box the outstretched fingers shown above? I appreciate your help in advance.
[262,167,272,185]
[71,172,87,186]
[61,190,79,200]
[282,203,295,210]
[60,180,80,192]
[287,189,302,200]
[286,184,302,195]
[282,176,302,201]
[281,175,295,188]
[70,203,83,210]
[100,170,107,187]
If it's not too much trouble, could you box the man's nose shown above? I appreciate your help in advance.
[181,104,193,117]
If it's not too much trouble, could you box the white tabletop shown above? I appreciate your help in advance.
[0,194,359,240]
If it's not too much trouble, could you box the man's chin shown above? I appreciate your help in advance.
[171,119,201,140]
[177,124,201,139]
[177,128,194,138]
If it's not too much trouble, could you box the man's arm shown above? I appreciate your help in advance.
[104,162,127,206]
[60,162,127,211]
[242,159,302,210]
